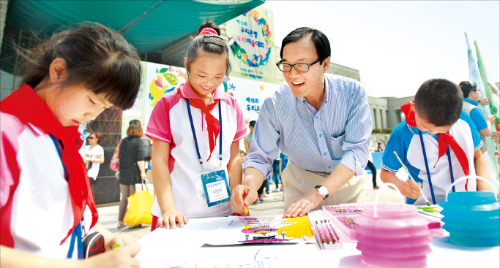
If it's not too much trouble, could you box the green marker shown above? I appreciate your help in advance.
[112,243,121,249]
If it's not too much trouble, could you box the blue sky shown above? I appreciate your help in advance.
[262,1,499,98]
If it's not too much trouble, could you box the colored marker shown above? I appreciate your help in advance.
[393,151,431,206]
[315,220,329,245]
[112,243,121,249]
[324,220,340,242]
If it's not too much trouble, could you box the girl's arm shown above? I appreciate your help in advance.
[87,154,104,164]
[227,141,242,191]
[136,160,146,180]
[244,138,250,154]
[0,244,141,268]
[151,138,187,228]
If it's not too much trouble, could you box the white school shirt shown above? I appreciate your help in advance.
[84,144,104,179]
[146,83,247,218]
[382,112,482,205]
[0,112,93,259]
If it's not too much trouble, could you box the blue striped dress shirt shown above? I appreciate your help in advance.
[244,73,372,178]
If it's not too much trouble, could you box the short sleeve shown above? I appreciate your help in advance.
[135,139,148,162]
[461,112,483,150]
[382,122,411,173]
[231,98,248,142]
[146,96,173,143]
[96,145,104,156]
[0,113,22,208]
[469,107,488,130]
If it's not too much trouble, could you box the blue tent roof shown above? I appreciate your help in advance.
[1,0,264,72]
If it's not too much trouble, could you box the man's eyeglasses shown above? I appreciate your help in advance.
[88,136,95,140]
[276,59,320,73]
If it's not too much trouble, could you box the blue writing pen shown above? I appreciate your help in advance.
[393,151,431,206]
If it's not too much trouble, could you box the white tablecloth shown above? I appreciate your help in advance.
[136,216,499,268]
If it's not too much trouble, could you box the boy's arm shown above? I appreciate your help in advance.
[473,149,492,191]
[380,168,422,199]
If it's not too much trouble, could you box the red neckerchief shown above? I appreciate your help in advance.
[180,84,220,162]
[1,84,98,244]
[401,100,470,177]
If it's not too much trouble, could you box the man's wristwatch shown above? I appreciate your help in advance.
[315,185,329,200]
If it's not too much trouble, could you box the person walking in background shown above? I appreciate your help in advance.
[146,21,247,230]
[366,153,379,189]
[117,119,148,229]
[0,22,141,267]
[376,142,384,152]
[271,155,281,192]
[84,131,104,195]
[244,120,256,154]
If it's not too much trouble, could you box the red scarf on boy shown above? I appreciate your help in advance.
[1,84,98,244]
[400,100,470,178]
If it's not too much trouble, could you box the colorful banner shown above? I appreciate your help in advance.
[225,6,278,83]
[227,76,280,122]
[122,62,188,135]
[464,33,499,184]
[474,40,499,181]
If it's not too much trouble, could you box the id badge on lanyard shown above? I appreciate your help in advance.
[186,99,230,207]
[201,169,231,207]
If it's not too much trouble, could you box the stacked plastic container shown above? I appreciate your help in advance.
[440,177,499,247]
[356,183,433,268]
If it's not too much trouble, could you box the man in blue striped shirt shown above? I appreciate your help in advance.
[230,27,372,217]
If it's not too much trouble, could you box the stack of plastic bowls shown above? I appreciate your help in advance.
[440,176,499,247]
[356,183,432,268]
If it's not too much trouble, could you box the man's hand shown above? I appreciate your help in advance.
[230,185,257,215]
[283,189,323,218]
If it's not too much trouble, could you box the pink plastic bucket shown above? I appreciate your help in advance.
[356,183,432,268]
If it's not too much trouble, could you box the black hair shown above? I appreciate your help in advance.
[414,79,463,126]
[280,27,331,63]
[249,120,257,127]
[185,21,230,76]
[458,81,477,98]
[19,22,141,110]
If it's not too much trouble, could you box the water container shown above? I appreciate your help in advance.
[439,176,499,247]
[356,183,432,268]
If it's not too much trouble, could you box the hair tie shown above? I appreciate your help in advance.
[199,27,218,36]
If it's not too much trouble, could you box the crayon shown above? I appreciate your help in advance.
[112,243,121,249]
[243,205,249,215]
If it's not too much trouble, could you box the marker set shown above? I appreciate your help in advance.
[308,211,342,250]
[323,205,363,229]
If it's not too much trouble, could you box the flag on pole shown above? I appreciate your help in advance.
[464,33,499,182]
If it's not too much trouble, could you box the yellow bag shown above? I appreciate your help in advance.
[123,182,154,226]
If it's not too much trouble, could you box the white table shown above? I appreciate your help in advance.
[136,217,499,268]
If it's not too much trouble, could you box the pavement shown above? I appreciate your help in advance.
[97,171,401,240]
